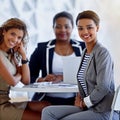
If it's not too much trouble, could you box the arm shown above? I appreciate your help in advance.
[84,47,114,108]
[14,42,30,85]
[37,74,63,83]
[29,44,42,83]
[0,57,21,86]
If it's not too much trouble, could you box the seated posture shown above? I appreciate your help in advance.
[0,18,50,120]
[29,11,85,105]
[41,10,119,120]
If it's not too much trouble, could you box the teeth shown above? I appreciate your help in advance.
[83,35,90,38]
[84,36,89,38]
[9,41,15,46]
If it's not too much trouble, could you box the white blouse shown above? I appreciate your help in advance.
[46,52,76,98]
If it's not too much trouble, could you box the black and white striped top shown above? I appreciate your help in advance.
[77,53,90,97]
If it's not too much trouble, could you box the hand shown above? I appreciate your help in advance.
[74,93,82,107]
[14,42,26,59]
[74,93,86,109]
[13,72,22,85]
[53,74,63,83]
[37,74,63,83]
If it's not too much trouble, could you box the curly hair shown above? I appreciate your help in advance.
[0,18,29,64]
[0,18,28,46]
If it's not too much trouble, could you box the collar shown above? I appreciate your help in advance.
[46,39,81,48]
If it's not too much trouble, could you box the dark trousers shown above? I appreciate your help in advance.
[32,93,75,105]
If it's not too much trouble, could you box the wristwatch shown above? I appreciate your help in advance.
[22,59,29,64]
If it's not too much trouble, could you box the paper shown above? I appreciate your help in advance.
[62,56,81,84]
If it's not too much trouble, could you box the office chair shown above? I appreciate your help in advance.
[109,85,120,120]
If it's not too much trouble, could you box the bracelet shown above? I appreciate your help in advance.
[21,59,29,64]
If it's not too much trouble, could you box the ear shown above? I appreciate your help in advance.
[2,29,6,36]
[96,25,99,32]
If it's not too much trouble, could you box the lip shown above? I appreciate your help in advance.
[8,40,16,47]
[82,34,91,39]
[58,33,67,38]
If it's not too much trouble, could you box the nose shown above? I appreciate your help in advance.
[60,26,66,32]
[83,28,88,34]
[12,36,18,44]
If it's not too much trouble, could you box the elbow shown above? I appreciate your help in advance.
[24,81,30,85]
[22,78,30,85]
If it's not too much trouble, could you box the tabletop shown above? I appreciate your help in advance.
[11,82,79,93]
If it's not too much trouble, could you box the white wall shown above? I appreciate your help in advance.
[0,0,120,87]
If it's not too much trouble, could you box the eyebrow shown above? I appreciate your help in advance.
[77,24,93,27]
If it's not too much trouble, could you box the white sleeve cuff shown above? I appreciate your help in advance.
[84,95,93,108]
[35,78,39,82]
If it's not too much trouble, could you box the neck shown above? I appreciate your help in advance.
[56,40,70,46]
[0,44,9,52]
[86,41,96,54]
[55,41,73,56]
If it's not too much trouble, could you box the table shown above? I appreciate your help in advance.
[11,82,79,93]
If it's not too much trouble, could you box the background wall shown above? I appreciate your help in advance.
[0,0,120,88]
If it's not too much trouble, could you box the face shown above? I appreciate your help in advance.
[2,28,24,50]
[53,17,73,41]
[77,19,99,44]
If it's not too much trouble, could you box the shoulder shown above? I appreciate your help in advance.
[70,39,85,50]
[95,42,110,56]
[0,50,7,66]
[0,50,6,60]
[93,42,113,62]
[37,41,49,47]
[37,39,55,48]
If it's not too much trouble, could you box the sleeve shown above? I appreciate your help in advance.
[90,47,114,105]
[29,44,42,83]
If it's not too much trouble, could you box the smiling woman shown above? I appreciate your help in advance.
[0,18,50,120]
[41,10,119,120]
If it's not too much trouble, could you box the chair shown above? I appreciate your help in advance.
[109,85,120,120]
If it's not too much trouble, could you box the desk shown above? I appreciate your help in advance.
[11,82,79,93]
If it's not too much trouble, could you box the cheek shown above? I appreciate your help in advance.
[17,39,22,43]
[68,29,73,34]
[3,35,9,42]
[78,31,82,37]
[54,29,58,35]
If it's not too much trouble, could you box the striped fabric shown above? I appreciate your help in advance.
[77,53,90,97]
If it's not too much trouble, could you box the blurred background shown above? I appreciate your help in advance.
[0,0,120,87]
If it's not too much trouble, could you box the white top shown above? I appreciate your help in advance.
[46,52,76,98]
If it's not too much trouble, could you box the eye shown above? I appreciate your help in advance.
[55,25,61,29]
[87,26,93,30]
[77,27,83,31]
[65,25,70,29]
[18,36,22,40]
[11,32,16,36]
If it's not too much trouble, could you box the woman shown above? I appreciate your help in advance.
[41,10,119,120]
[0,18,50,120]
[29,11,85,105]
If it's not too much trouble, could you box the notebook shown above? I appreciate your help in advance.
[62,56,81,84]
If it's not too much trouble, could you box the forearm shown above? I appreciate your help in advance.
[20,53,30,84]
[21,64,30,84]
[37,74,63,83]
[0,60,21,86]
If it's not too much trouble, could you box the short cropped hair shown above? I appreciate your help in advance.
[53,11,74,27]
[76,10,100,26]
